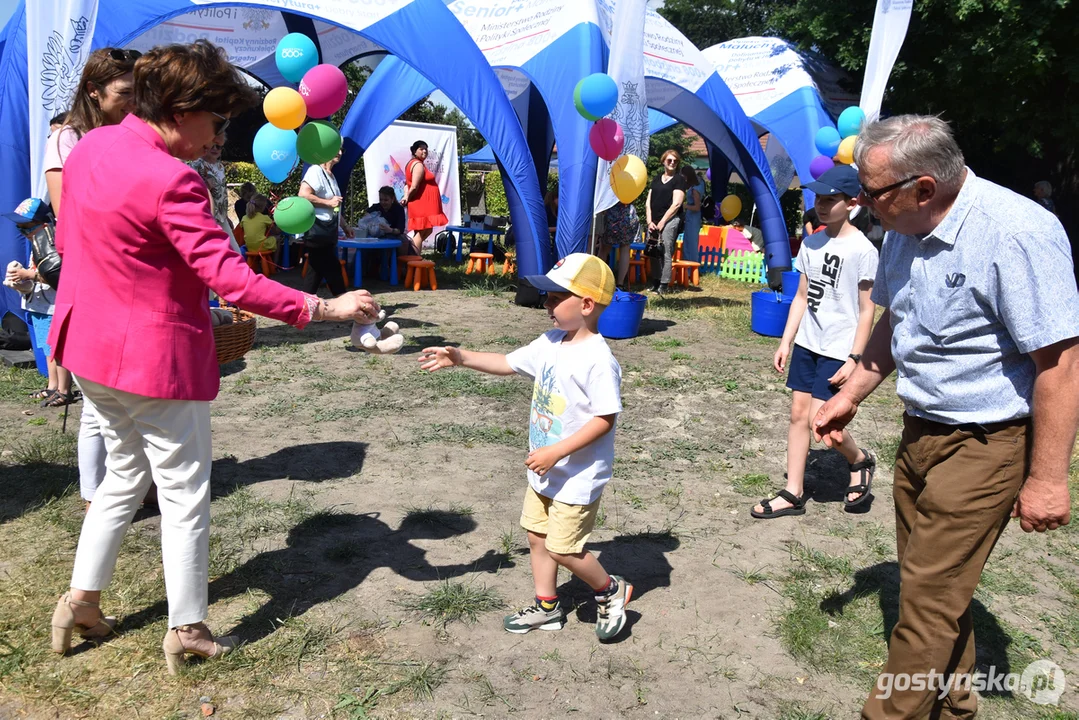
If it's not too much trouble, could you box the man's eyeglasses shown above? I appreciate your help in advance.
[210,112,230,136]
[108,49,142,62]
[859,175,922,200]
[210,144,224,151]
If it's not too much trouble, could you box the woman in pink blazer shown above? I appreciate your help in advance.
[47,40,380,673]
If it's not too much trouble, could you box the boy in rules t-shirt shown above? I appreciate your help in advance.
[752,166,880,519]
[420,254,632,641]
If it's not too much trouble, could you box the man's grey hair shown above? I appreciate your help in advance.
[1035,180,1053,196]
[854,115,966,191]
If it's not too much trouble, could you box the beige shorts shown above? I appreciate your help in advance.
[519,485,601,555]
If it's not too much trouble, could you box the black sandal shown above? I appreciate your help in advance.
[41,390,78,408]
[845,448,877,508]
[30,388,54,400]
[751,489,806,519]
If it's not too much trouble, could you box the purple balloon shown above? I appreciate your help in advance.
[706,167,712,181]
[809,155,835,180]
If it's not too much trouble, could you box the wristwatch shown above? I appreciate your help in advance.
[848,353,862,363]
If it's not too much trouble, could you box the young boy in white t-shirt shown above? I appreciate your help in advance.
[752,166,879,519]
[420,253,632,641]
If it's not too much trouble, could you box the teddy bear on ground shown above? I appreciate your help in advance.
[350,309,404,354]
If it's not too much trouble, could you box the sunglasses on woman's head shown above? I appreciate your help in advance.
[108,49,141,62]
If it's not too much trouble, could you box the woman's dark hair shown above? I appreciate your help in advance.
[50,112,68,126]
[66,48,137,138]
[680,165,699,187]
[378,185,398,201]
[410,140,428,156]
[133,40,259,125]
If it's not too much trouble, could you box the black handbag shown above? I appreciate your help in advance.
[644,229,663,259]
[28,222,61,289]
[304,215,339,249]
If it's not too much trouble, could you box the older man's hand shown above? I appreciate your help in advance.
[812,392,859,448]
[1012,476,1072,532]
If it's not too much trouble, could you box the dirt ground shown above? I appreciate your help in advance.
[1,269,1077,719]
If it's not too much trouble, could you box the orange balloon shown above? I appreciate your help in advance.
[609,155,647,203]
[836,135,857,165]
[264,87,307,130]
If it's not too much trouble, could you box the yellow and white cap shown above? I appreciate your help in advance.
[524,253,615,306]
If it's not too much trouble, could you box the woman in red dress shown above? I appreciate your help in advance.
[402,140,448,255]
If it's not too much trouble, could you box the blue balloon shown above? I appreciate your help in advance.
[253,124,298,184]
[814,126,842,157]
[837,106,866,139]
[276,33,318,84]
[578,73,619,120]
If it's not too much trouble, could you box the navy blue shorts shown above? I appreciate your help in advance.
[786,344,845,400]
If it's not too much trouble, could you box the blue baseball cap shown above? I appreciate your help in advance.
[3,198,52,226]
[801,165,860,198]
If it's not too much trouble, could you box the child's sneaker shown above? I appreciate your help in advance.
[503,602,565,634]
[595,575,633,641]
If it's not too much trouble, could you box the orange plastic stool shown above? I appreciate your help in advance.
[246,251,275,276]
[671,260,701,288]
[300,253,349,289]
[627,258,647,285]
[405,259,437,290]
[467,252,494,275]
[502,255,516,275]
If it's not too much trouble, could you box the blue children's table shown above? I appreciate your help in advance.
[443,226,505,263]
[337,239,400,288]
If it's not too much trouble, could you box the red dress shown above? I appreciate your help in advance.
[405,158,448,231]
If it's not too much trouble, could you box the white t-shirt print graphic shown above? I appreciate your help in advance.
[507,330,623,505]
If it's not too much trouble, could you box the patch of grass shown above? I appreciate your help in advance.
[620,487,647,510]
[313,405,379,423]
[732,566,768,585]
[652,338,685,350]
[871,434,902,467]
[731,473,773,497]
[26,417,47,426]
[637,374,688,390]
[655,440,701,462]
[399,581,503,626]
[498,527,518,556]
[979,563,1037,598]
[388,662,448,701]
[490,335,521,346]
[7,430,77,465]
[461,275,515,297]
[417,369,525,399]
[0,367,44,402]
[777,704,832,720]
[213,485,317,544]
[670,351,691,362]
[416,423,523,447]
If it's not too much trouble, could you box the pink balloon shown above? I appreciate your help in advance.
[299,64,348,119]
[589,118,625,162]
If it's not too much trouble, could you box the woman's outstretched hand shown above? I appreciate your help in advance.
[322,290,380,324]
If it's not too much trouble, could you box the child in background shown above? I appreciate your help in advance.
[239,194,278,275]
[751,165,879,519]
[234,181,257,221]
[3,198,76,407]
[419,254,633,641]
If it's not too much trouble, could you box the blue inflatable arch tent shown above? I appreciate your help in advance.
[650,37,859,209]
[339,1,792,284]
[0,0,552,323]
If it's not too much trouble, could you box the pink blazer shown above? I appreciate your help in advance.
[49,115,311,401]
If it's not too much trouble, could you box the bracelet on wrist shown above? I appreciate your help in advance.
[848,353,862,363]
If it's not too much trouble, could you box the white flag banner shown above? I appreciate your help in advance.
[363,120,460,245]
[594,0,649,216]
[859,0,914,122]
[765,135,796,192]
[27,0,99,199]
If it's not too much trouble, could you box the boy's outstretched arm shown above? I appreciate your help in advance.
[419,346,515,376]
[526,414,617,476]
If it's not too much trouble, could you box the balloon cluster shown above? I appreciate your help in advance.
[252,33,350,235]
[574,73,647,205]
[809,106,866,180]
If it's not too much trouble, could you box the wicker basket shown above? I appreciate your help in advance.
[213,306,257,365]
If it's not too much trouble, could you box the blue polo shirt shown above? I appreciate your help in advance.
[872,169,1079,424]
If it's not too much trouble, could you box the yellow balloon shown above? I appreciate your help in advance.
[836,135,857,165]
[264,87,308,130]
[720,194,742,222]
[608,154,647,204]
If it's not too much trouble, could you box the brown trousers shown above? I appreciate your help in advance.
[862,414,1030,720]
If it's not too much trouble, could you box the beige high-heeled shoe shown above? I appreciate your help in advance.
[50,593,117,654]
[161,624,238,675]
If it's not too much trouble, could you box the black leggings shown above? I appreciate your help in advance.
[301,244,347,296]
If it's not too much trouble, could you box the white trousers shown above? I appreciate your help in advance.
[77,391,107,502]
[70,376,212,627]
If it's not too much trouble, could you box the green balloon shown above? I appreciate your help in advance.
[573,80,601,122]
[296,120,343,165]
[273,196,315,235]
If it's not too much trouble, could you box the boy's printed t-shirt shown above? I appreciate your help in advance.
[794,229,879,361]
[241,213,276,252]
[506,330,622,505]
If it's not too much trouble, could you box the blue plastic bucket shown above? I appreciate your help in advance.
[598,290,647,339]
[781,270,801,297]
[751,290,793,337]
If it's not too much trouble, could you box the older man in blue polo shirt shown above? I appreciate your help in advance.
[814,115,1079,719]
